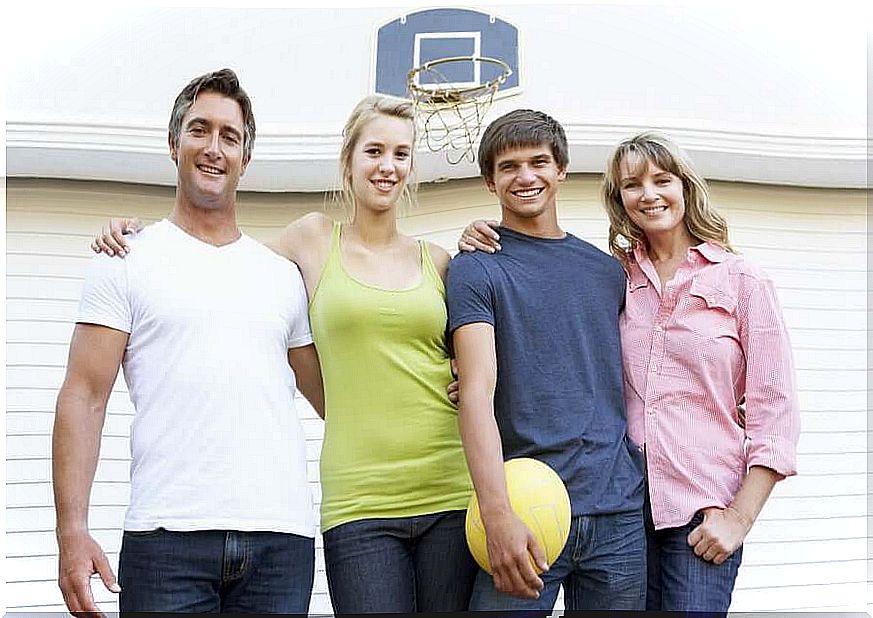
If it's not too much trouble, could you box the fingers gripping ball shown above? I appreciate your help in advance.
[465,457,571,573]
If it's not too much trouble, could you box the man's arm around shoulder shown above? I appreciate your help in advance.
[53,324,128,614]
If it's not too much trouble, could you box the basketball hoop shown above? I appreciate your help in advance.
[407,56,512,165]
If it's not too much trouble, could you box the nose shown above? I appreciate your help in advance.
[378,154,393,174]
[517,163,536,184]
[204,130,221,158]
[640,181,657,202]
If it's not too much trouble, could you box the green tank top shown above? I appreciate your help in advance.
[310,223,472,531]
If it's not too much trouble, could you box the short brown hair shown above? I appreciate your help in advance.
[477,109,569,180]
[168,68,256,162]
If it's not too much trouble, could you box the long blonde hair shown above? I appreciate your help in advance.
[333,95,418,219]
[601,131,734,262]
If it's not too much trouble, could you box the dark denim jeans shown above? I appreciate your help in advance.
[118,528,314,614]
[468,509,646,611]
[322,510,478,613]
[645,507,744,614]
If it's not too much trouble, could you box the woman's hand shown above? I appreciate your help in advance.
[91,218,143,257]
[458,220,501,253]
[687,506,752,565]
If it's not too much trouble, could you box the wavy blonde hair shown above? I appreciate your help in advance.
[333,95,418,219]
[601,131,734,262]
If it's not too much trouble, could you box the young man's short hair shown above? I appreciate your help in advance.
[477,109,569,180]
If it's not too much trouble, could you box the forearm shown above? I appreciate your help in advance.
[727,465,780,528]
[288,344,325,418]
[52,388,107,534]
[458,389,511,523]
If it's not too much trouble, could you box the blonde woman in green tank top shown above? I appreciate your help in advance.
[91,96,477,613]
[272,96,476,613]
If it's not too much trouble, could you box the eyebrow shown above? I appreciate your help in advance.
[497,152,552,165]
[185,116,243,139]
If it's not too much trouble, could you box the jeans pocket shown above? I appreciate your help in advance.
[687,511,705,529]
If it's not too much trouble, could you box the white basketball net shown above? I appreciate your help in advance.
[407,57,511,165]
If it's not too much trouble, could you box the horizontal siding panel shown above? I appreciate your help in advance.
[798,389,866,412]
[763,267,867,292]
[7,231,117,255]
[7,298,79,321]
[7,253,93,278]
[6,274,85,300]
[741,537,865,566]
[792,348,866,371]
[730,581,866,612]
[764,493,865,518]
[796,431,866,455]
[732,226,866,251]
[766,473,866,498]
[775,287,866,312]
[795,452,866,475]
[800,410,868,433]
[783,308,865,331]
[789,328,866,351]
[6,320,76,344]
[746,515,866,543]
[736,559,866,590]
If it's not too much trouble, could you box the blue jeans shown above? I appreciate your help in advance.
[118,528,314,614]
[645,506,743,614]
[322,510,478,613]
[468,509,646,611]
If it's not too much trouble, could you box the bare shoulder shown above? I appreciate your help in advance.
[273,212,335,260]
[426,240,451,280]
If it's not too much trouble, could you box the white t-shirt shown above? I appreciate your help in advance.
[77,219,315,536]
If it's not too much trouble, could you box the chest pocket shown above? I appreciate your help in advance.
[685,278,738,340]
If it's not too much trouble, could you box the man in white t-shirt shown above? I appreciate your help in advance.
[52,68,324,615]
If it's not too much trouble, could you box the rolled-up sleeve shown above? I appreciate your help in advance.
[738,277,800,477]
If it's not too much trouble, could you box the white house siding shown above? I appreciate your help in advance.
[6,176,868,613]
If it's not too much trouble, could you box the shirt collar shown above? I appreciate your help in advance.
[628,240,729,290]
[692,241,731,264]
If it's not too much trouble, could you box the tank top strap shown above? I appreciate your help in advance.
[321,220,344,274]
[419,240,445,294]
[308,221,344,307]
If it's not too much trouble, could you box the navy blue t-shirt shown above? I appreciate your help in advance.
[447,227,644,515]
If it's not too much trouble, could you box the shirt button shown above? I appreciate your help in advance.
[654,325,664,332]
[650,364,657,373]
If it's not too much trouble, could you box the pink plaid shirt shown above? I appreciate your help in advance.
[620,241,799,530]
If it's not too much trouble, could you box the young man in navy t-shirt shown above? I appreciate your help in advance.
[447,109,645,611]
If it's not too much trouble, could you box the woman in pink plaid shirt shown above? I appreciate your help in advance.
[600,132,800,613]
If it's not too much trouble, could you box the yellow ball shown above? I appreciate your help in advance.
[465,457,571,574]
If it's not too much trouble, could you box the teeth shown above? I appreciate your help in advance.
[514,188,543,197]
[641,206,667,214]
[374,180,395,189]
[199,165,223,175]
